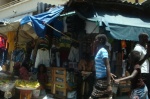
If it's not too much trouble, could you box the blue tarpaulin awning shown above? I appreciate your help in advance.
[20,6,64,37]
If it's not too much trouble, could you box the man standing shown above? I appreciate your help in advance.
[134,33,150,98]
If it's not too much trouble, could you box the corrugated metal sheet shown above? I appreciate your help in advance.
[69,0,150,17]
[73,0,147,6]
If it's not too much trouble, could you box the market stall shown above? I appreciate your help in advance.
[15,80,40,99]
[0,2,140,99]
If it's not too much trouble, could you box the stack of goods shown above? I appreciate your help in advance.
[15,80,40,99]
[0,79,15,92]
[0,73,15,92]
[15,80,40,90]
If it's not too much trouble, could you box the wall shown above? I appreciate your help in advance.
[127,0,146,3]
[63,17,99,34]
[0,0,12,6]
[0,0,69,20]
[85,21,99,34]
[47,0,69,5]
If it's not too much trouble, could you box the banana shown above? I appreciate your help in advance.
[15,80,40,88]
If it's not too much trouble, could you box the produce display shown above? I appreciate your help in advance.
[15,80,40,89]
[0,79,10,86]
[0,76,15,92]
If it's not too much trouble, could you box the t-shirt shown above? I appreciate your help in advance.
[34,49,50,68]
[37,73,48,84]
[130,64,145,90]
[134,44,149,73]
[19,67,30,80]
[95,47,108,79]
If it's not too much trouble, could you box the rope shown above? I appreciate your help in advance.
[90,24,98,34]
[15,25,21,50]
[44,23,79,43]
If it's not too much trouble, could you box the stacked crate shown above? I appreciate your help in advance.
[53,67,67,97]
[119,80,131,96]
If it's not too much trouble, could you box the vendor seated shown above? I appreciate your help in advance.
[19,63,30,80]
[78,58,87,72]
[37,64,48,90]
[77,55,95,98]
[19,63,33,99]
[78,56,95,78]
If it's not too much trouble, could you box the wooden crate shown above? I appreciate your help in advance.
[53,67,67,96]
[119,81,131,95]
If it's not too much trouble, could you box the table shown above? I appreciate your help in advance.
[16,87,36,99]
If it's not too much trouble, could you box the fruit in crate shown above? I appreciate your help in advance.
[15,80,40,88]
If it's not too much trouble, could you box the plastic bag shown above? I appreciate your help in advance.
[1,81,15,92]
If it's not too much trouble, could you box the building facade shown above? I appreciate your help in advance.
[0,0,69,21]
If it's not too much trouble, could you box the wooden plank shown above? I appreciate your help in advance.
[55,74,65,78]
[54,82,66,85]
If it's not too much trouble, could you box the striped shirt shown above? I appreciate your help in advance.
[95,47,108,79]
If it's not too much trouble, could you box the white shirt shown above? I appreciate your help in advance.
[134,44,149,73]
[34,49,50,68]
[68,46,79,62]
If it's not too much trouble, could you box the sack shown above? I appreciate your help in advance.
[32,89,40,98]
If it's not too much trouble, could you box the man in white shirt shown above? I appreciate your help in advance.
[134,33,150,98]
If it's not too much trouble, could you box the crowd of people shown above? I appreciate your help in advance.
[84,33,150,99]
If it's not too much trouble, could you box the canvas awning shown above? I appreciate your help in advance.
[0,14,38,43]
[66,0,150,41]
[102,14,150,41]
[77,11,150,41]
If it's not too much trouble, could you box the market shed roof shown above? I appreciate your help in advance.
[66,0,150,41]
[68,0,150,18]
